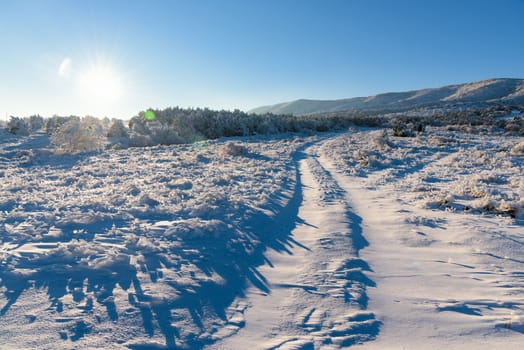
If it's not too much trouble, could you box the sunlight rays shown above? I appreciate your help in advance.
[56,53,127,116]
[77,62,124,101]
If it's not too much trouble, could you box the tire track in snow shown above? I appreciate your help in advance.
[211,141,380,349]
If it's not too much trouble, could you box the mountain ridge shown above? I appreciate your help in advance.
[249,78,524,115]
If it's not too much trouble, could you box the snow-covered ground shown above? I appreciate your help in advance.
[0,127,523,349]
[319,128,524,349]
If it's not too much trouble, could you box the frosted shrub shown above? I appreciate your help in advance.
[106,119,130,149]
[28,115,45,132]
[419,193,455,209]
[7,116,30,136]
[372,130,391,150]
[129,134,154,147]
[106,119,129,138]
[472,197,521,218]
[472,197,497,211]
[129,118,183,146]
[510,140,524,155]
[392,118,425,137]
[129,119,156,147]
[353,150,370,167]
[428,136,455,147]
[497,200,521,218]
[51,116,106,153]
[153,124,182,145]
[45,115,71,134]
[172,113,199,140]
[221,142,247,156]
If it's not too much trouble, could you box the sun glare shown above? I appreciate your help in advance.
[78,62,124,102]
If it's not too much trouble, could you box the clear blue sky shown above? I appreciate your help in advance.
[1,0,523,119]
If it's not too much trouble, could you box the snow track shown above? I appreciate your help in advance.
[211,142,380,349]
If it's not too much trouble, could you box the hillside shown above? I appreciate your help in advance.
[249,78,524,115]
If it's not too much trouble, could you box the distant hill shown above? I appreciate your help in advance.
[249,78,524,115]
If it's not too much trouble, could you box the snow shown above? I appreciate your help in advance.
[0,132,311,348]
[1,127,523,349]
[211,146,379,349]
[319,127,523,349]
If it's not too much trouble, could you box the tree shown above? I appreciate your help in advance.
[107,118,129,138]
[7,116,30,136]
[28,115,45,132]
[51,116,106,153]
[46,115,72,135]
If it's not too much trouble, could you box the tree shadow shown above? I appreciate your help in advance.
[0,142,317,349]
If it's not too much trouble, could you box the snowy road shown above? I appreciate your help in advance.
[211,142,380,349]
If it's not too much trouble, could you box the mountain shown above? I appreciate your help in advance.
[249,78,524,115]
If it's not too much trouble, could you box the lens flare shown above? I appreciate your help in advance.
[144,110,156,121]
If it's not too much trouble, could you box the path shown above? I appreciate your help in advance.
[210,142,380,349]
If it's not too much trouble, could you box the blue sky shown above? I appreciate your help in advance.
[1,0,523,119]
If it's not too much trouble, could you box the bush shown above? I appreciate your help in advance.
[510,140,524,155]
[372,129,391,150]
[28,115,45,132]
[220,142,247,156]
[392,118,425,137]
[7,116,30,136]
[46,115,72,135]
[107,119,129,138]
[129,118,183,146]
[51,116,106,153]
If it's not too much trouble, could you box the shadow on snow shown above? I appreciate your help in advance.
[0,137,380,348]
[0,141,315,349]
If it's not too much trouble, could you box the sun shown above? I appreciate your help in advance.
[78,61,124,102]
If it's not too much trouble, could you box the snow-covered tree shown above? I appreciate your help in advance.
[46,115,72,134]
[51,116,106,153]
[107,118,129,138]
[129,111,184,146]
[7,116,30,136]
[28,115,45,132]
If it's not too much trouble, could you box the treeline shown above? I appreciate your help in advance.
[2,108,379,152]
[126,107,379,146]
[2,104,523,152]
